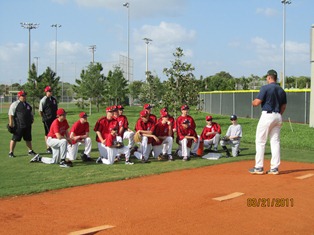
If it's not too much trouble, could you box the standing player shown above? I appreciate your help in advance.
[133,110,159,163]
[8,90,37,157]
[176,119,198,161]
[152,111,174,161]
[67,112,92,162]
[249,69,287,175]
[220,114,242,158]
[30,108,72,168]
[39,86,58,154]
[200,116,221,152]
[94,106,118,160]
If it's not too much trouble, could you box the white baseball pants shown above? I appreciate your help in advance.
[66,137,92,160]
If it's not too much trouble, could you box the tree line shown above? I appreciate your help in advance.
[0,47,311,115]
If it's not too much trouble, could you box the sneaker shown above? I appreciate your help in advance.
[60,160,70,168]
[266,168,279,175]
[8,152,15,158]
[96,157,103,164]
[114,156,120,162]
[30,154,41,163]
[157,154,165,161]
[81,153,88,162]
[190,152,197,157]
[168,154,173,161]
[125,160,134,165]
[213,147,218,152]
[46,147,52,154]
[182,156,188,161]
[249,167,264,175]
[28,150,37,156]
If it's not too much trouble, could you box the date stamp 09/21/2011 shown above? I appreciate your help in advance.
[247,198,294,207]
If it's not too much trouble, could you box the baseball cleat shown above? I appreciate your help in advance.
[249,167,264,175]
[266,168,279,175]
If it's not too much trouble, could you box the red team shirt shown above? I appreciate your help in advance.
[200,122,221,141]
[177,125,198,148]
[135,119,156,144]
[105,133,117,147]
[94,117,118,143]
[70,120,90,144]
[175,115,196,130]
[47,119,70,138]
[115,114,129,137]
[153,122,171,146]
[149,114,157,124]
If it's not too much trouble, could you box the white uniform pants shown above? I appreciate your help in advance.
[255,112,282,169]
[134,136,152,161]
[43,137,67,164]
[97,142,108,159]
[220,139,240,157]
[66,137,92,160]
[177,138,198,157]
[100,146,131,165]
[153,136,173,157]
[204,134,220,149]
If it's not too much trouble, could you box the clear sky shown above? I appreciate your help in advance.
[0,0,313,85]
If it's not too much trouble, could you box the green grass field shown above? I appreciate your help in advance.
[0,103,313,198]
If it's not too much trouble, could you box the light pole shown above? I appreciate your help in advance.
[20,22,39,74]
[123,2,130,82]
[281,0,291,89]
[89,45,96,64]
[143,38,152,81]
[51,24,61,74]
[33,56,39,74]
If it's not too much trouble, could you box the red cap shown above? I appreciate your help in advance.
[111,105,118,112]
[206,116,213,121]
[161,111,169,118]
[57,108,66,116]
[44,86,52,92]
[182,119,190,124]
[160,107,167,115]
[140,109,149,117]
[143,104,152,109]
[79,112,88,118]
[106,106,114,112]
[181,105,189,110]
[117,105,124,110]
[17,90,27,97]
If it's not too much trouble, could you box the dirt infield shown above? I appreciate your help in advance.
[1,160,314,235]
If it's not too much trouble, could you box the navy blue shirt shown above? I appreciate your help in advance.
[256,83,287,113]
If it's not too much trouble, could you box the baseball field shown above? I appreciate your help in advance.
[0,104,313,234]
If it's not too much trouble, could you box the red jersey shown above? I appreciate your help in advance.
[70,120,90,144]
[175,115,196,130]
[105,133,117,147]
[47,119,69,138]
[135,118,156,144]
[177,125,197,148]
[94,117,118,143]
[116,114,129,137]
[200,122,221,141]
[157,115,175,126]
[153,122,171,146]
[149,114,157,124]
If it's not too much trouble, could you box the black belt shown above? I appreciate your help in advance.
[266,111,278,114]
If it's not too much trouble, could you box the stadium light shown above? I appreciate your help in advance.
[281,0,291,89]
[143,38,152,81]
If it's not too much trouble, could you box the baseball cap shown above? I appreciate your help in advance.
[106,106,114,112]
[17,90,27,97]
[44,86,52,92]
[161,111,169,118]
[143,104,152,109]
[140,109,149,117]
[181,105,189,110]
[266,69,277,77]
[230,114,237,120]
[117,105,124,110]
[206,115,213,121]
[160,107,167,115]
[111,105,118,112]
[79,112,88,118]
[56,108,66,116]
[182,119,190,124]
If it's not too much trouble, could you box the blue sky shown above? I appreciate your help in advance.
[0,0,313,85]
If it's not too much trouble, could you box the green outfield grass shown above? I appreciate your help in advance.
[0,103,313,198]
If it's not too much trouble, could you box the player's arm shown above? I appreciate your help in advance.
[280,104,287,115]
[252,98,262,107]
